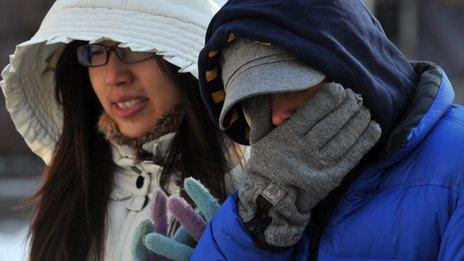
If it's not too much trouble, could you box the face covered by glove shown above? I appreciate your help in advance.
[237,80,382,249]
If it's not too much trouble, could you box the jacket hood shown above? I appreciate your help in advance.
[198,0,419,145]
[344,62,456,201]
[0,0,220,164]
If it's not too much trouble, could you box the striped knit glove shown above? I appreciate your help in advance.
[131,178,220,261]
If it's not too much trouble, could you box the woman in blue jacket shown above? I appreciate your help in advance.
[191,0,464,260]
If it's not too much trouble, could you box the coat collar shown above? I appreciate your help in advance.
[110,132,180,211]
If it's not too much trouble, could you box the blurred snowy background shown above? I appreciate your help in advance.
[1,0,463,260]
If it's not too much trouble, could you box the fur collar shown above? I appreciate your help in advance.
[98,104,184,153]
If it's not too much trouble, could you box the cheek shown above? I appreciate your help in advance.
[271,95,298,115]
[270,89,319,126]
[150,83,181,112]
[273,87,321,113]
[141,66,181,110]
[88,67,103,86]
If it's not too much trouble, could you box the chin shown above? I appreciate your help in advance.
[119,125,149,139]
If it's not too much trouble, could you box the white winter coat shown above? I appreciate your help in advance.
[105,133,243,260]
[0,0,239,260]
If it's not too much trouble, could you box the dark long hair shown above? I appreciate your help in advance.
[28,41,234,260]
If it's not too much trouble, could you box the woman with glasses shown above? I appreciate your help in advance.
[0,0,241,260]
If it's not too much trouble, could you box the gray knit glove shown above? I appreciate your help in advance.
[238,82,382,248]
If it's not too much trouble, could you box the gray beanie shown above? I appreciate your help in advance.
[219,38,326,130]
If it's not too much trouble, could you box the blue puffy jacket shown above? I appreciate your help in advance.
[192,62,464,260]
[194,0,464,259]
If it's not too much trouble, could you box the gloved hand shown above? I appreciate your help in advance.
[238,82,382,248]
[131,178,220,261]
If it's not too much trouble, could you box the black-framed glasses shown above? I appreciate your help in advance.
[76,44,155,67]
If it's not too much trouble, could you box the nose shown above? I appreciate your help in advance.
[272,111,294,126]
[271,105,295,126]
[105,53,134,87]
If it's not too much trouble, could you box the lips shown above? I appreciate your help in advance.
[110,96,149,118]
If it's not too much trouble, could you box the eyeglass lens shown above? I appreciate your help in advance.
[77,44,154,67]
